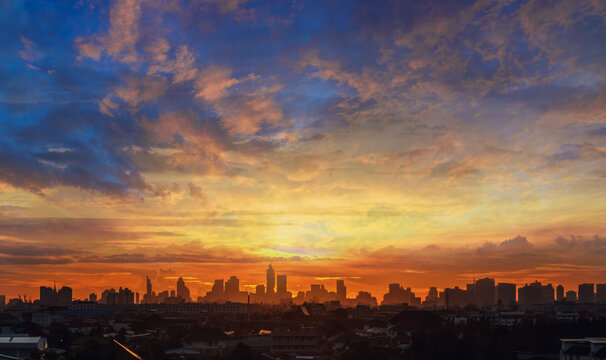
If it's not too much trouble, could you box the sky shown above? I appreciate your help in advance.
[0,0,605,300]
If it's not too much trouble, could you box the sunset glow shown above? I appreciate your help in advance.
[1,0,605,301]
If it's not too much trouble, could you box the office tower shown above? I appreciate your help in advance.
[146,276,152,296]
[266,265,275,295]
[225,276,240,295]
[597,284,606,303]
[177,277,191,301]
[89,293,97,302]
[135,292,139,304]
[336,279,346,299]
[212,279,224,294]
[518,281,553,304]
[277,275,287,295]
[542,283,555,303]
[170,290,176,298]
[556,285,564,301]
[566,290,577,302]
[497,283,516,305]
[0,295,5,309]
[578,283,595,303]
[474,278,496,306]
[40,286,55,306]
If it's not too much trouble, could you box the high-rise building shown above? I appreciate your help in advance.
[518,281,553,305]
[89,293,97,302]
[578,283,595,303]
[40,284,72,306]
[277,275,287,295]
[566,290,577,302]
[225,276,240,294]
[177,277,191,301]
[336,280,346,299]
[597,284,606,303]
[474,278,496,306]
[146,276,152,295]
[497,283,516,305]
[266,265,275,295]
[0,295,5,309]
[212,279,224,294]
[556,285,565,301]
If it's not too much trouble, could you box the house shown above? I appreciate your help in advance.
[0,334,47,360]
[560,338,606,360]
[175,327,230,356]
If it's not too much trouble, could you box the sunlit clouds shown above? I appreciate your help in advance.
[0,0,605,299]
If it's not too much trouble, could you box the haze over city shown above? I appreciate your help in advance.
[1,0,605,302]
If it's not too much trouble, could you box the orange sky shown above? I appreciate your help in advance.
[1,0,606,301]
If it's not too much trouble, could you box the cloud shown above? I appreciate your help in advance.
[77,0,142,62]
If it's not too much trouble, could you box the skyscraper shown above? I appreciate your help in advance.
[597,284,606,303]
[556,285,565,301]
[578,283,595,303]
[177,277,191,301]
[266,265,275,295]
[336,279,346,300]
[146,276,152,296]
[474,278,496,306]
[496,283,516,305]
[225,276,240,295]
[277,274,287,295]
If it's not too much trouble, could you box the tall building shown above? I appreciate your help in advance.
[225,276,240,295]
[474,278,496,306]
[518,281,553,305]
[556,285,565,301]
[578,283,594,303]
[597,284,606,303]
[89,293,97,302]
[496,283,516,305]
[266,265,275,295]
[566,290,577,302]
[40,284,72,306]
[277,275,287,295]
[212,279,224,294]
[177,277,191,301]
[336,280,346,300]
[0,295,5,309]
[146,276,152,296]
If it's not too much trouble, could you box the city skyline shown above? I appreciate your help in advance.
[4,263,606,307]
[1,0,606,304]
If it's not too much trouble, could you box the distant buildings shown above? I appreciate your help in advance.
[336,279,347,300]
[578,283,595,303]
[266,265,275,295]
[382,283,420,306]
[566,290,577,302]
[518,281,554,305]
[557,285,565,302]
[597,284,606,303]
[39,284,72,306]
[497,283,516,305]
[177,277,191,302]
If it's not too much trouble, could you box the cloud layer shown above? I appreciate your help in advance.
[0,0,605,298]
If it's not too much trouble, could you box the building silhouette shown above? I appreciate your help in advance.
[277,274,287,295]
[336,279,346,300]
[597,284,606,303]
[497,283,516,305]
[578,283,595,303]
[40,284,72,306]
[266,265,275,295]
[556,285,565,301]
[177,277,191,302]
